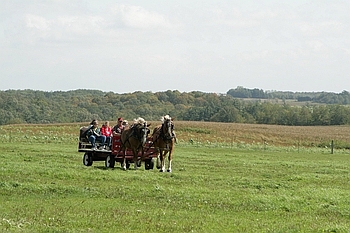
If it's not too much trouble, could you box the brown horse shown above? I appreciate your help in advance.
[152,115,175,172]
[120,117,151,170]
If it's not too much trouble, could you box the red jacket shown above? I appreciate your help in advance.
[101,125,112,137]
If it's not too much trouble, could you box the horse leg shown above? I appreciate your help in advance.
[156,148,161,169]
[122,148,127,170]
[159,150,167,172]
[167,148,173,173]
[133,149,138,170]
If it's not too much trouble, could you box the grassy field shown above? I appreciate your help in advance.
[0,122,350,232]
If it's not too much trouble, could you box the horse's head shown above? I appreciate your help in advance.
[161,115,174,140]
[133,117,151,146]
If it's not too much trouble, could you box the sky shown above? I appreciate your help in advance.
[1,0,350,94]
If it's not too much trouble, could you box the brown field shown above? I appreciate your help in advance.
[172,121,350,148]
[2,121,350,148]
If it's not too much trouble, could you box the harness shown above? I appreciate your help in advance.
[122,124,148,151]
[151,121,174,150]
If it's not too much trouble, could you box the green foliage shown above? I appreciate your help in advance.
[1,89,350,126]
[227,86,268,98]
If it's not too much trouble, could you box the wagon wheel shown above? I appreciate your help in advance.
[105,155,115,168]
[83,152,93,166]
[137,159,142,167]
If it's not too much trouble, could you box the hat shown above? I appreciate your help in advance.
[118,117,123,122]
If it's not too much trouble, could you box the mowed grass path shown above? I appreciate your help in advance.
[1,140,350,232]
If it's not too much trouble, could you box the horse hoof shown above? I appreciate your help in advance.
[167,169,172,173]
[159,169,164,172]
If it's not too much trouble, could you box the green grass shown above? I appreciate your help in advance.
[1,140,350,232]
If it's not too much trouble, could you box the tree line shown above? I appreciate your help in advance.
[0,88,350,126]
[227,86,350,104]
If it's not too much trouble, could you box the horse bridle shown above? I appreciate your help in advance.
[126,123,149,147]
[160,119,174,141]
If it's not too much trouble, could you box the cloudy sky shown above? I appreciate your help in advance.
[1,0,349,94]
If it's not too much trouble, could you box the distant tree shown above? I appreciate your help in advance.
[227,86,267,99]
[210,106,243,123]
[0,109,15,125]
[296,106,313,126]
[297,96,312,102]
[329,105,350,125]
[311,106,331,125]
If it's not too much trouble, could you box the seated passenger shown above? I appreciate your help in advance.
[87,119,98,131]
[87,121,106,150]
[80,119,98,142]
[112,117,125,136]
[101,121,112,150]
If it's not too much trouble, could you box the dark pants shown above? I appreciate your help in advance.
[105,136,112,147]
[88,135,106,147]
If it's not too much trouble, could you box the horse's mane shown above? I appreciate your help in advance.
[161,115,171,123]
[133,117,146,125]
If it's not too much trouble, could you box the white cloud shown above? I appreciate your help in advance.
[241,50,270,62]
[4,3,177,47]
[208,6,260,28]
[54,15,107,38]
[1,1,350,93]
[307,40,327,53]
[300,20,345,37]
[25,14,50,30]
[251,9,277,20]
[112,4,172,29]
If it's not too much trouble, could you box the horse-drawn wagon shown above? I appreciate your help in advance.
[78,115,175,172]
[78,128,157,170]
